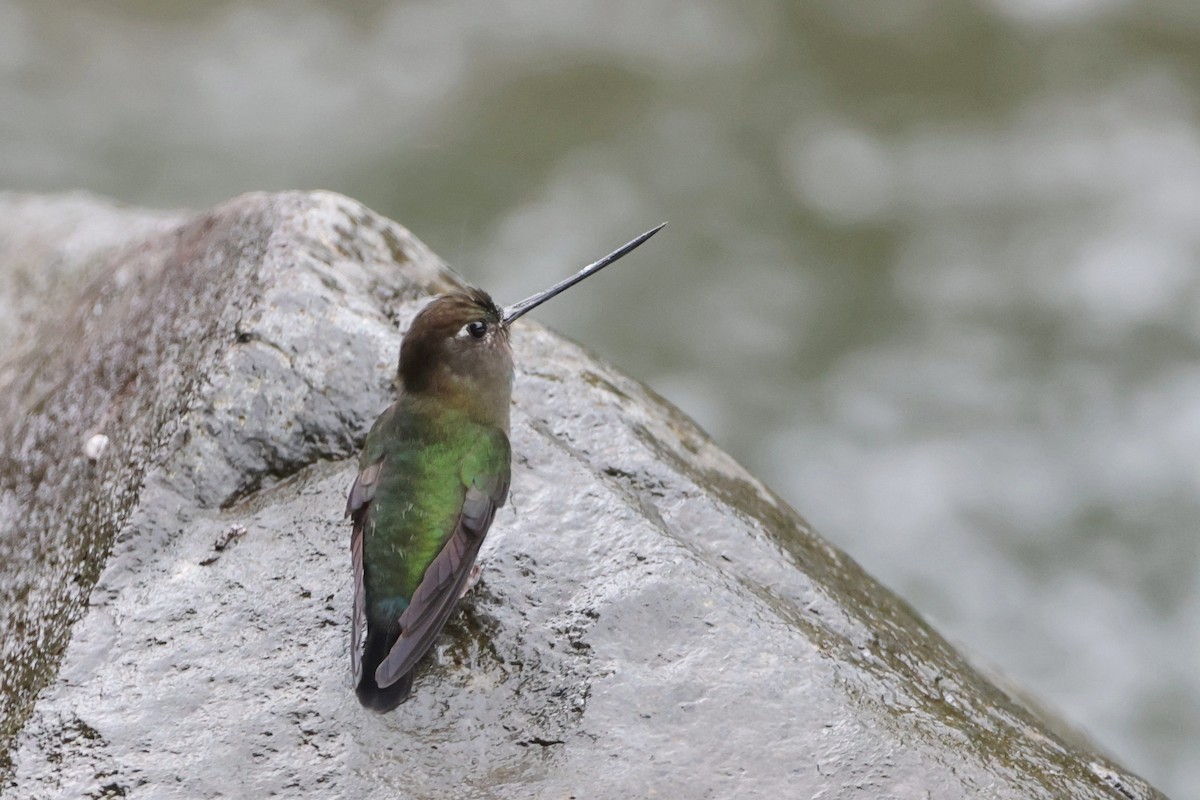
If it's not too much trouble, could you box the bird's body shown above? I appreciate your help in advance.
[348,289,512,712]
[347,224,664,712]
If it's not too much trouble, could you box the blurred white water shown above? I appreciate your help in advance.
[2,0,1199,794]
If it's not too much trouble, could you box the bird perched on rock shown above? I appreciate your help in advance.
[347,223,665,712]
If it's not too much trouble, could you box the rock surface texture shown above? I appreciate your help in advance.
[0,191,1163,798]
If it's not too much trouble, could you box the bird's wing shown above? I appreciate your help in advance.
[374,432,510,689]
[347,405,395,684]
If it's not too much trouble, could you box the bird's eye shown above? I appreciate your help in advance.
[466,320,488,339]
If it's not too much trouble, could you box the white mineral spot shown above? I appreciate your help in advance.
[84,433,109,461]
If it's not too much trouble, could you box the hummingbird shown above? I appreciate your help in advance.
[347,223,666,712]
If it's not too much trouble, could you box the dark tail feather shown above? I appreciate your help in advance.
[356,626,414,713]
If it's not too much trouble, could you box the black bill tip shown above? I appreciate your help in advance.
[502,222,667,325]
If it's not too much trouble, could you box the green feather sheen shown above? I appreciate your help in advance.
[360,403,508,618]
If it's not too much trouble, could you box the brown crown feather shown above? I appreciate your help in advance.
[399,288,503,393]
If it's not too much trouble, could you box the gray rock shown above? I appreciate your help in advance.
[0,191,1163,799]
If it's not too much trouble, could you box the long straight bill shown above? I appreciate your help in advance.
[501,222,667,325]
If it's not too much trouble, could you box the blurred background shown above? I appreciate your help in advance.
[2,0,1198,795]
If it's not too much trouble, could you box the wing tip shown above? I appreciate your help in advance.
[356,671,414,713]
